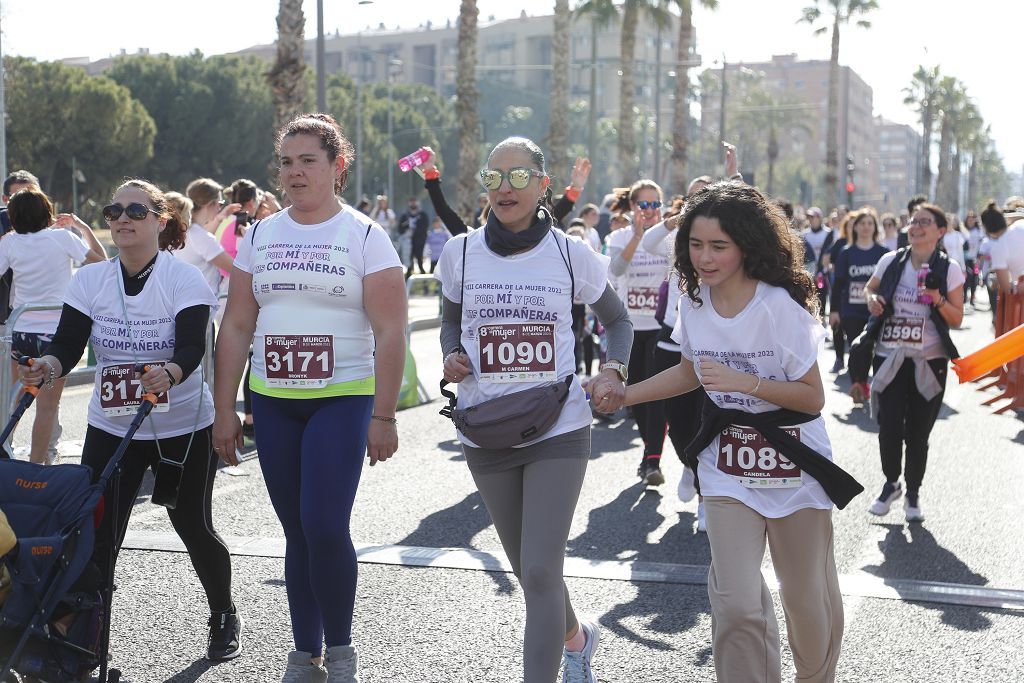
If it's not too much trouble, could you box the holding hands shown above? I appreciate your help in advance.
[443,350,471,383]
[587,368,626,414]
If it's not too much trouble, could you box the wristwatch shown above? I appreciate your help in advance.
[601,360,628,382]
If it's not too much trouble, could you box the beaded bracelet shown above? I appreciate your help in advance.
[371,415,397,424]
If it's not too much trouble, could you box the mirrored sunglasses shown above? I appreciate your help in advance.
[479,167,544,191]
[636,201,662,210]
[102,202,159,222]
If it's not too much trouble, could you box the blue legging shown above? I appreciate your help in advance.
[251,392,374,655]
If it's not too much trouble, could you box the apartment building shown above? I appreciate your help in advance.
[876,117,922,214]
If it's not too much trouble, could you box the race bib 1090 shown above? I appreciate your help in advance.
[717,425,803,489]
[477,323,556,383]
[264,335,334,388]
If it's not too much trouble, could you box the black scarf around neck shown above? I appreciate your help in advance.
[484,205,553,256]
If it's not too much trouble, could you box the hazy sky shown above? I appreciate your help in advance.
[4,0,1021,173]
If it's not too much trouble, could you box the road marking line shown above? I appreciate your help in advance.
[120,531,1024,612]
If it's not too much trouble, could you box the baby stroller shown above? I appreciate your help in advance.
[0,375,159,683]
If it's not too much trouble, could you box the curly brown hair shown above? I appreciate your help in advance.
[276,113,354,194]
[673,182,816,313]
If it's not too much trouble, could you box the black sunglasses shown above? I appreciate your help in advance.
[103,202,159,222]
[636,200,662,210]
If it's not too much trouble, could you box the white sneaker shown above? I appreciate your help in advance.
[904,492,924,523]
[868,481,903,516]
[696,502,707,533]
[281,651,328,683]
[324,644,359,682]
[677,467,697,503]
[561,619,600,683]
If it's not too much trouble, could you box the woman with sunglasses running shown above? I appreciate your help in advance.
[605,182,855,683]
[436,136,632,683]
[18,180,240,671]
[605,180,671,486]
[863,203,963,523]
[214,113,406,683]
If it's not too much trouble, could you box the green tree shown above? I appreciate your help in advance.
[107,53,276,191]
[799,0,878,210]
[618,0,671,182]
[933,75,966,211]
[548,0,572,182]
[4,57,156,212]
[269,0,307,132]
[574,0,619,201]
[668,0,718,189]
[903,64,941,196]
[456,0,482,220]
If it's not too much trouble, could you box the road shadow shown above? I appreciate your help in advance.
[863,523,994,631]
[398,490,516,595]
[163,657,215,682]
[568,483,711,653]
[589,416,640,460]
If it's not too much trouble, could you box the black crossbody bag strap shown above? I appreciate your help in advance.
[439,234,471,417]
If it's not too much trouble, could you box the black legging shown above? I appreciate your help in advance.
[834,315,868,366]
[646,345,707,463]
[81,424,233,613]
[626,329,662,462]
[872,356,947,495]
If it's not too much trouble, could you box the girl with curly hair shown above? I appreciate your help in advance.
[599,182,861,683]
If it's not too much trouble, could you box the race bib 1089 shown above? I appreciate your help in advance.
[477,323,556,383]
[264,335,334,388]
[717,425,803,489]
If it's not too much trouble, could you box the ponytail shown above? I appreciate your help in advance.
[160,207,187,251]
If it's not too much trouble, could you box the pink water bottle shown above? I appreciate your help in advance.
[917,263,932,304]
[398,147,431,173]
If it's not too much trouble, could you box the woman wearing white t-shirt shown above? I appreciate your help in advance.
[611,182,858,683]
[170,192,234,296]
[18,179,240,668]
[213,113,406,683]
[0,188,105,463]
[605,179,671,486]
[863,203,964,523]
[437,137,632,682]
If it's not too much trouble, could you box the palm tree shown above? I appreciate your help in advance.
[799,0,877,210]
[948,99,981,212]
[455,0,481,220]
[902,65,940,197]
[574,0,619,197]
[267,0,307,132]
[548,0,572,183]
[933,76,965,211]
[668,0,717,190]
[618,0,671,183]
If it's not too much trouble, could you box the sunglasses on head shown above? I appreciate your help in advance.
[102,202,159,222]
[479,167,544,191]
[636,201,662,210]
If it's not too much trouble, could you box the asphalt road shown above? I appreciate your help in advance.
[6,294,1023,683]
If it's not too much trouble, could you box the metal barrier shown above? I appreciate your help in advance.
[0,302,75,410]
[202,293,230,394]
[405,274,442,403]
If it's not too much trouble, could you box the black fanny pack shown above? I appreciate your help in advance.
[439,376,573,450]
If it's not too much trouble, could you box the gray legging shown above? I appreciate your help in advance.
[465,427,590,683]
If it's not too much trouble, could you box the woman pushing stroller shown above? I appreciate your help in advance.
[16,179,241,672]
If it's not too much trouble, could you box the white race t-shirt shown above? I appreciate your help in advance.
[0,228,90,333]
[607,226,669,331]
[639,221,682,351]
[988,224,1024,282]
[64,252,218,439]
[174,223,226,295]
[871,252,964,360]
[582,226,601,253]
[435,229,610,448]
[672,282,833,518]
[803,227,832,264]
[234,205,402,394]
[942,230,967,270]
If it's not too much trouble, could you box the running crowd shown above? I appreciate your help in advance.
[0,115,1021,683]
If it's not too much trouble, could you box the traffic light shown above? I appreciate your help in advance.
[845,155,855,204]
[845,181,856,195]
